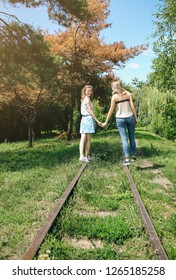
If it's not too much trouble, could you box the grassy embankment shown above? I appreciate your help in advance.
[0,128,175,260]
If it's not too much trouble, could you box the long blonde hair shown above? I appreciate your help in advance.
[81,85,93,100]
[111,79,123,95]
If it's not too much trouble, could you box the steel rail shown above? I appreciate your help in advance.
[22,160,168,260]
[123,166,168,260]
[22,162,87,260]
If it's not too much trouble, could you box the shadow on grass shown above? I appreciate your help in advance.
[0,141,79,173]
[92,130,122,163]
[0,129,173,173]
[94,129,118,139]
[135,131,162,141]
[139,144,174,159]
[91,140,122,164]
[96,129,169,162]
[135,131,175,159]
[0,131,122,173]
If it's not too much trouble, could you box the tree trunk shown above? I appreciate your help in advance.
[76,113,81,139]
[76,93,81,138]
[67,105,73,140]
[67,91,75,140]
[28,122,34,147]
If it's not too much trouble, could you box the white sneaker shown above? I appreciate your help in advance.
[79,157,90,163]
[122,159,131,166]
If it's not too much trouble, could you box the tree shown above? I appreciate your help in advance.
[149,0,176,90]
[0,0,89,143]
[1,0,147,141]
[131,78,145,89]
[0,96,29,142]
[0,20,58,146]
[46,0,146,139]
[137,85,176,140]
[2,0,88,25]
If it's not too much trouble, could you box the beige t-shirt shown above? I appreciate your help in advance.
[115,92,133,118]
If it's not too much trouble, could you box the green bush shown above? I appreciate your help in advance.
[138,86,176,141]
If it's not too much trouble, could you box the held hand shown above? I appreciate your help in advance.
[100,122,107,128]
[97,121,103,126]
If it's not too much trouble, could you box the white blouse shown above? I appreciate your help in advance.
[81,96,93,116]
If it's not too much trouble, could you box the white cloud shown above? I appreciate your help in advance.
[127,63,140,69]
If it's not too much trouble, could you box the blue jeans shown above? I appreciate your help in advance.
[116,115,136,158]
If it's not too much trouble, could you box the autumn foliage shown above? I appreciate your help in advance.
[45,0,146,139]
[1,0,147,143]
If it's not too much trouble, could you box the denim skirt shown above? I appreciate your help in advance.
[80,115,95,134]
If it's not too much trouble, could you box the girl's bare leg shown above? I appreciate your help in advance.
[86,133,92,157]
[79,133,87,158]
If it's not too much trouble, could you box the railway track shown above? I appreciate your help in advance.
[22,161,168,260]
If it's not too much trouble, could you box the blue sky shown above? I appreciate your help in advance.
[0,0,158,84]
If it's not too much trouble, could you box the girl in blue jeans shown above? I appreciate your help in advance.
[101,79,138,166]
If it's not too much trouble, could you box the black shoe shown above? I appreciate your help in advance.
[132,156,136,162]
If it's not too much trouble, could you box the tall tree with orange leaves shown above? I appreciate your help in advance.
[1,0,88,25]
[0,0,89,143]
[46,0,146,139]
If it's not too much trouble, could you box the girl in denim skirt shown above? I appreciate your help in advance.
[79,85,101,163]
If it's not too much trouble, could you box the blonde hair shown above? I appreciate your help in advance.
[111,79,123,95]
[81,85,93,100]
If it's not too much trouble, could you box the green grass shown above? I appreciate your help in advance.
[0,128,175,260]
[129,128,176,259]
[0,137,80,259]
